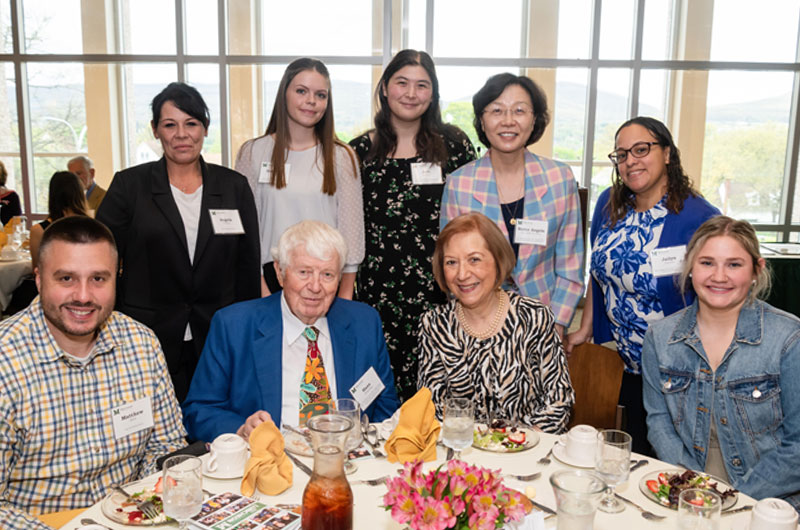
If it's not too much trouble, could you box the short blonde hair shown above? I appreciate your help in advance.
[433,212,516,294]
[272,220,347,275]
[680,215,771,302]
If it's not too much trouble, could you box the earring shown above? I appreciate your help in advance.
[752,279,756,285]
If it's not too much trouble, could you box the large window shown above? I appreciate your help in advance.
[2,0,800,242]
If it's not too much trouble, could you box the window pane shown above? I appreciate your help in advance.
[641,0,673,60]
[261,0,373,56]
[22,0,82,54]
[406,0,426,51]
[28,63,86,155]
[0,2,12,54]
[121,0,176,54]
[186,64,220,164]
[593,69,630,161]
[328,65,372,143]
[701,71,793,224]
[710,0,800,63]
[557,0,592,59]
[433,0,522,58]
[638,69,668,122]
[0,63,18,153]
[186,0,219,55]
[123,64,177,166]
[553,68,587,163]
[599,0,634,60]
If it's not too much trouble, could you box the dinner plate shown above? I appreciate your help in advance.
[100,480,169,526]
[638,468,738,511]
[551,442,595,468]
[282,427,313,457]
[472,423,540,453]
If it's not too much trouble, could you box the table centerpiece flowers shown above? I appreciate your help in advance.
[383,459,527,530]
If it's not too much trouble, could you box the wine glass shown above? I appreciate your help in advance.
[594,429,632,513]
[330,398,362,474]
[678,488,721,529]
[162,455,203,529]
[442,397,474,460]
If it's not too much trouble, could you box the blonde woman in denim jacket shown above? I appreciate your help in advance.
[642,216,800,512]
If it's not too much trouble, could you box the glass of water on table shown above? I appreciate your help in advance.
[442,397,474,460]
[594,429,632,513]
[162,455,203,529]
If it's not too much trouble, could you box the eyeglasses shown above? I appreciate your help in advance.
[608,141,660,164]
[482,104,534,120]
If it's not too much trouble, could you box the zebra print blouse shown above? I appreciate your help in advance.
[416,292,574,434]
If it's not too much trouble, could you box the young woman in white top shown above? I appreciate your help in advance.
[235,58,364,298]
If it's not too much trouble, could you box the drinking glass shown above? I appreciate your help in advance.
[549,469,606,530]
[330,398,362,474]
[441,397,474,460]
[594,429,632,513]
[677,488,721,529]
[162,455,203,529]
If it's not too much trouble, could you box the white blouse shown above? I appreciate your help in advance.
[235,135,365,272]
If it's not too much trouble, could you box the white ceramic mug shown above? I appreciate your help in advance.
[206,433,248,477]
[564,424,598,465]
[750,497,799,530]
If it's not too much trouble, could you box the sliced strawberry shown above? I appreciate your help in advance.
[646,480,660,494]
[658,473,669,485]
[688,496,705,506]
[507,431,526,444]
[153,476,163,494]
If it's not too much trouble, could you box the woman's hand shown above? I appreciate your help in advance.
[565,326,592,355]
[236,410,273,440]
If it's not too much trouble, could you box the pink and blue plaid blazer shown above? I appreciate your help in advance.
[440,150,584,327]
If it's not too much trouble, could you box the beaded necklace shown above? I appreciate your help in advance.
[456,289,506,340]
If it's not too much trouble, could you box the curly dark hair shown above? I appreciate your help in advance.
[606,116,699,226]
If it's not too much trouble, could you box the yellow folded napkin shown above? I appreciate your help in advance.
[385,387,441,463]
[240,420,293,496]
[36,507,86,528]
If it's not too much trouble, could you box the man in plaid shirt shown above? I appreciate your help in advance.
[0,216,186,528]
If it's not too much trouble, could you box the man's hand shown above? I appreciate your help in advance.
[236,410,273,440]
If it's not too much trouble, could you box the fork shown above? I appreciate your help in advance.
[351,475,390,486]
[502,471,541,482]
[360,415,385,458]
[614,493,666,521]
[112,484,161,520]
[537,443,556,465]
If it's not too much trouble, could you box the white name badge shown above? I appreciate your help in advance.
[650,245,686,277]
[257,163,291,183]
[410,162,443,185]
[514,219,548,246]
[210,209,245,235]
[111,397,154,440]
[349,367,385,411]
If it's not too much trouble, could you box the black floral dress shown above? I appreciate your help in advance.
[349,130,476,401]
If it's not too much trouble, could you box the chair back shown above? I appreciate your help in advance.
[567,342,624,430]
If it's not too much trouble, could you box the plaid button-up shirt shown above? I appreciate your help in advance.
[0,299,186,528]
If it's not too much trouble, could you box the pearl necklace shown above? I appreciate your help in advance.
[456,290,506,340]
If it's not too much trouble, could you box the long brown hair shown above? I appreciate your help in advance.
[606,116,699,226]
[264,58,356,195]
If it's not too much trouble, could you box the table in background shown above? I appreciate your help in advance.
[761,243,800,319]
[65,431,757,530]
[0,254,31,312]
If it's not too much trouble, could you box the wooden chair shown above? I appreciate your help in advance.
[567,342,625,430]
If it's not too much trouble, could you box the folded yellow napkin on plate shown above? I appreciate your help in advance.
[36,507,85,528]
[385,387,441,463]
[241,420,293,496]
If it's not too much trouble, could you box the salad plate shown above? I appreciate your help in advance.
[639,468,738,511]
[472,422,539,453]
[100,479,169,526]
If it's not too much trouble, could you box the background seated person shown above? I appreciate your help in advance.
[642,216,800,511]
[417,212,574,434]
[182,220,400,442]
[0,216,186,529]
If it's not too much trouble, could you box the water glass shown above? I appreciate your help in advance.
[594,429,632,513]
[162,455,203,529]
[441,397,474,459]
[549,469,606,530]
[677,488,721,529]
[330,398,362,473]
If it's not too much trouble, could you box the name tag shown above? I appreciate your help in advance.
[111,397,154,440]
[209,209,245,235]
[514,219,548,246]
[650,245,686,277]
[410,162,443,185]
[349,367,385,411]
[258,163,291,183]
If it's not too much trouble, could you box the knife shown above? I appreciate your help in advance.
[284,451,313,477]
[629,459,649,472]
[721,505,754,516]
[528,499,557,518]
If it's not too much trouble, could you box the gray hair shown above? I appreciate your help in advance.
[271,220,347,275]
[68,155,94,171]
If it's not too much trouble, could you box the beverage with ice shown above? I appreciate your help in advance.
[595,458,629,486]
[302,473,353,530]
[161,455,203,529]
[442,417,473,450]
[163,487,203,520]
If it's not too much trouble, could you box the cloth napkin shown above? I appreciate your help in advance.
[240,420,293,496]
[385,387,441,463]
[35,507,86,528]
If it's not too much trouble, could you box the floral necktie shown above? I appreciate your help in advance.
[299,326,331,424]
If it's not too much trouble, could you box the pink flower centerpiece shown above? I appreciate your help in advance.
[383,460,528,530]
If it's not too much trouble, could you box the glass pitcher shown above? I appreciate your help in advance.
[301,413,353,530]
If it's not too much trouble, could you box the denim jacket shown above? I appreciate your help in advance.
[642,299,800,511]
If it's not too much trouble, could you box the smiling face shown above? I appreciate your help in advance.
[285,69,329,131]
[276,244,340,325]
[442,230,499,312]
[382,64,433,125]
[479,83,535,155]
[152,100,207,166]
[614,123,670,200]
[691,235,763,314]
[35,240,116,356]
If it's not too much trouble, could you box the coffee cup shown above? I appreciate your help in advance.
[206,433,248,477]
[750,497,798,530]
[562,424,598,466]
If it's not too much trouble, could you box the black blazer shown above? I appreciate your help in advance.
[96,157,261,368]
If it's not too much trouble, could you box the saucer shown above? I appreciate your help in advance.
[552,442,595,468]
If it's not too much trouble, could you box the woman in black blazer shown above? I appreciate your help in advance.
[97,82,261,402]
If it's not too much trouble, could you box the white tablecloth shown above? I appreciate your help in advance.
[0,256,31,311]
[63,431,757,529]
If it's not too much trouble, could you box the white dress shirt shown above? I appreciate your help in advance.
[170,184,203,340]
[280,292,337,426]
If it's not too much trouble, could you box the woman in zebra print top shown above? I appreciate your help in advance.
[417,212,574,433]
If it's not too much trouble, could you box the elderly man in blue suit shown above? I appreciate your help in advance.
[183,220,400,442]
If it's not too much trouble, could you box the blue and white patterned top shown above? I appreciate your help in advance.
[591,199,669,373]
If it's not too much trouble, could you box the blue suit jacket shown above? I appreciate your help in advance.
[182,294,400,442]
